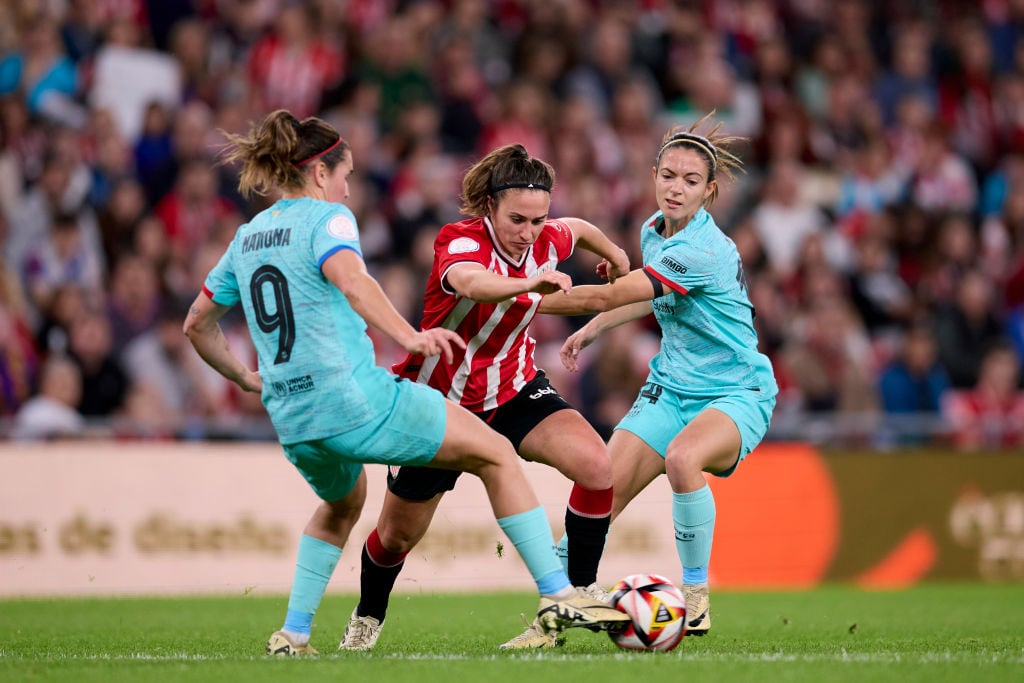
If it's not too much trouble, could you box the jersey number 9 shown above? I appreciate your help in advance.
[250,265,296,364]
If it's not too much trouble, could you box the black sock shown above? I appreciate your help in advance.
[564,508,611,587]
[357,542,405,622]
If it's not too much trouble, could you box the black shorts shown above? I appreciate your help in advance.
[386,371,573,501]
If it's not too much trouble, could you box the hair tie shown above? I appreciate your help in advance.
[490,181,551,194]
[294,136,343,167]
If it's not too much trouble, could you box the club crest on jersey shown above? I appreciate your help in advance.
[448,237,480,254]
[327,214,358,240]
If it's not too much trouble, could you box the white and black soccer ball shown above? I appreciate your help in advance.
[607,573,687,652]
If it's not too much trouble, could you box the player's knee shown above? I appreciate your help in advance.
[664,443,702,479]
[566,451,613,490]
[375,523,421,554]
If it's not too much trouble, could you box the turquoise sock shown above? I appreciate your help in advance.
[672,485,715,586]
[282,534,342,634]
[498,506,571,595]
[555,533,569,574]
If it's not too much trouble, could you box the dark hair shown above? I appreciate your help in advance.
[656,111,745,208]
[459,144,555,216]
[220,109,349,198]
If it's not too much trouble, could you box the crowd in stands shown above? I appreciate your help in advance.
[2,0,1024,449]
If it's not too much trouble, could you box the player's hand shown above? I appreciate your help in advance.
[596,248,630,283]
[407,328,467,364]
[528,270,572,295]
[238,369,263,393]
[560,324,599,372]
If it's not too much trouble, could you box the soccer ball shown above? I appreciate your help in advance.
[607,573,687,652]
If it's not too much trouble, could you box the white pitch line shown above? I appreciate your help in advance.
[1,651,1022,665]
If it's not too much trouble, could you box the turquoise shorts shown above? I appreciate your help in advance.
[282,378,447,501]
[615,382,775,477]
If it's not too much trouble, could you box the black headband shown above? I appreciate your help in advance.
[490,181,551,194]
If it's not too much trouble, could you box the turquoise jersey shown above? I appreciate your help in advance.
[640,208,778,399]
[204,197,398,444]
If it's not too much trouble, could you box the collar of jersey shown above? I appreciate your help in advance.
[483,216,530,269]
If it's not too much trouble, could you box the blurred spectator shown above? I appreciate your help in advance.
[21,210,104,319]
[246,3,344,119]
[97,177,148,265]
[834,137,908,219]
[153,158,240,290]
[35,282,83,354]
[938,18,998,175]
[11,354,84,440]
[121,299,231,431]
[878,320,951,416]
[918,212,977,306]
[478,78,551,161]
[846,232,915,337]
[6,146,94,282]
[133,101,175,206]
[871,20,937,129]
[565,14,660,121]
[932,269,1007,388]
[67,308,128,418]
[87,14,181,143]
[0,12,82,127]
[355,13,435,134]
[943,342,1024,449]
[909,122,978,213]
[750,159,829,280]
[0,261,38,416]
[106,251,162,347]
[0,103,22,221]
[781,296,878,414]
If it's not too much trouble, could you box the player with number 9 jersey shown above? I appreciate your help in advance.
[203,199,390,444]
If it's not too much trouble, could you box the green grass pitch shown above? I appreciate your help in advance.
[2,584,1022,682]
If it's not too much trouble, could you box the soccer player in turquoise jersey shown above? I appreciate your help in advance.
[539,112,778,637]
[183,109,627,656]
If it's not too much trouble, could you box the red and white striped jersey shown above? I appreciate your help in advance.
[393,216,574,412]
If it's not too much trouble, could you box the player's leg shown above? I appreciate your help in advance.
[519,409,612,590]
[664,392,775,636]
[430,401,629,634]
[268,451,367,656]
[341,483,446,650]
[550,428,665,579]
[663,406,742,637]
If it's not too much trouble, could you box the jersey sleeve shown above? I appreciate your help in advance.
[644,242,714,296]
[547,219,575,261]
[203,245,241,307]
[436,223,489,293]
[313,205,362,268]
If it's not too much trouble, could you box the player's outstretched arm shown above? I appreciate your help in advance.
[561,217,630,283]
[183,293,262,393]
[559,301,653,372]
[322,249,466,362]
[538,268,656,316]
[445,262,571,302]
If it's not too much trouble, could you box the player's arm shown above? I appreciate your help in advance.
[561,217,630,282]
[445,261,571,302]
[560,300,653,372]
[183,292,262,393]
[322,249,465,362]
[538,268,661,315]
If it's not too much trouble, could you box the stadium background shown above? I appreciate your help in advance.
[1,0,1023,593]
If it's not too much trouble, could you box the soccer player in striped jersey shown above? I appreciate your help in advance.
[340,144,632,651]
[183,112,627,656]
[538,113,779,637]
